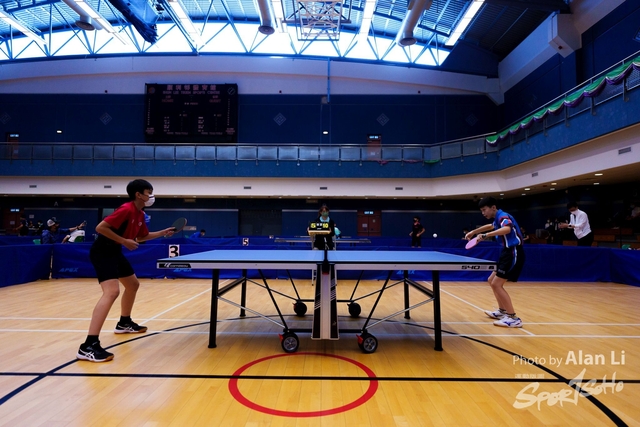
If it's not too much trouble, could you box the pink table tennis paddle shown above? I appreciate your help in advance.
[465,236,479,249]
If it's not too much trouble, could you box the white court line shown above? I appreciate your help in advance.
[435,284,537,335]
[1,329,639,339]
[1,317,639,327]
[0,317,210,322]
[443,284,638,289]
[141,280,228,325]
[412,321,640,326]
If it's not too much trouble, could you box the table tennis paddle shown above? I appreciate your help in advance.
[170,217,188,233]
[465,236,479,249]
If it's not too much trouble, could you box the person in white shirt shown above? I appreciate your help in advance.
[626,202,640,232]
[559,201,593,247]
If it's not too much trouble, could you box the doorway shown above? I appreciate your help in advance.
[357,210,381,237]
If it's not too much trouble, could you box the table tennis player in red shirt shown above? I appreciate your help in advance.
[77,179,176,362]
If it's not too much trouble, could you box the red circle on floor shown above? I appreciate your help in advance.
[228,351,378,417]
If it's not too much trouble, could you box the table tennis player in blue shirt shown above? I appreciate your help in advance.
[465,196,525,328]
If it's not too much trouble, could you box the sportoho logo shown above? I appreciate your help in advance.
[162,263,192,268]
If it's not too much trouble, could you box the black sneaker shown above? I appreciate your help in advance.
[77,341,114,362]
[114,321,148,334]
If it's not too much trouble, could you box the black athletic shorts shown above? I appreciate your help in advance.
[496,245,525,282]
[90,243,135,283]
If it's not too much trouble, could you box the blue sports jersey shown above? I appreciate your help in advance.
[493,209,523,248]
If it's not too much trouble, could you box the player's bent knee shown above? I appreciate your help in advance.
[103,287,120,300]
[120,275,140,291]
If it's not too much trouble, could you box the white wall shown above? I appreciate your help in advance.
[0,55,499,98]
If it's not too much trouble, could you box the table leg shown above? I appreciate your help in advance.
[433,270,442,351]
[209,269,220,348]
[403,270,410,319]
[240,269,247,317]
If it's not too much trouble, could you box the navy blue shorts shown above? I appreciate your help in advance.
[496,245,525,282]
[90,245,135,283]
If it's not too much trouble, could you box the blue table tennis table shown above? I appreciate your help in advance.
[157,249,495,353]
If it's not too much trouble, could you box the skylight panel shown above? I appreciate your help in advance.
[250,30,297,55]
[343,37,377,61]
[199,23,246,53]
[147,23,194,52]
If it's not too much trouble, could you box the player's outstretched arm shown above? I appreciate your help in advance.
[139,228,175,242]
[465,224,493,240]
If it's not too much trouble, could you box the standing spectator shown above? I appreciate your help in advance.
[625,201,640,232]
[409,216,425,248]
[15,215,29,236]
[559,201,594,247]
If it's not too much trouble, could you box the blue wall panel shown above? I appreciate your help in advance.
[0,93,498,146]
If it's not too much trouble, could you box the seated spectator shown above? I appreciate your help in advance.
[520,227,530,243]
[41,219,84,244]
[191,229,206,238]
[35,220,45,236]
[62,222,87,243]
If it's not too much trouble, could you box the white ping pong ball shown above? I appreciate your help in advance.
[433,233,438,238]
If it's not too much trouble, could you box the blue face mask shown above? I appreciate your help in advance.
[320,211,329,220]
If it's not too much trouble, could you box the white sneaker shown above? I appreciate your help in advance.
[484,309,507,319]
[494,316,523,328]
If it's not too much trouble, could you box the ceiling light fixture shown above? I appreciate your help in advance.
[270,0,287,32]
[358,0,377,41]
[445,0,484,46]
[70,0,130,44]
[0,10,46,46]
[165,0,202,45]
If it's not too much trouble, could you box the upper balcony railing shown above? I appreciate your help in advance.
[0,137,497,165]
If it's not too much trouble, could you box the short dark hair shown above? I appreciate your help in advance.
[478,196,497,209]
[318,204,329,214]
[126,179,153,200]
[414,216,420,221]
[567,201,578,210]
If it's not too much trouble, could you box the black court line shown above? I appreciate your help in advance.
[0,321,207,406]
[2,371,639,384]
[0,317,633,426]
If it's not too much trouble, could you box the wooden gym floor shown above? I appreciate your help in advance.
[0,276,639,426]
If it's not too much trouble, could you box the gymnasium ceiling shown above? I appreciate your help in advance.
[0,0,570,74]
